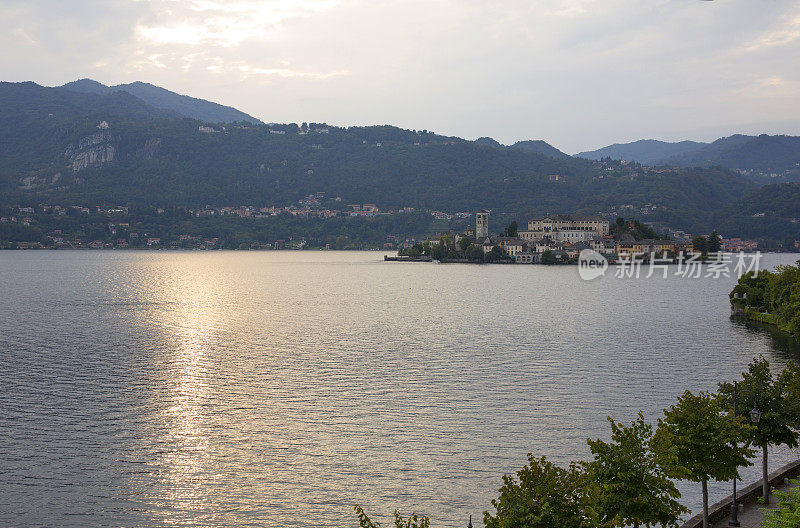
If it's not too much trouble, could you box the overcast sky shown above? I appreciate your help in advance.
[2,0,799,152]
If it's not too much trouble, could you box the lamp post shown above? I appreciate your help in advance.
[467,514,473,528]
[729,381,760,527]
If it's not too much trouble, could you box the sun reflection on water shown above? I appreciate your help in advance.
[147,266,223,526]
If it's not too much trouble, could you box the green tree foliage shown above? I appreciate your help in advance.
[609,218,661,240]
[505,221,518,237]
[707,231,722,253]
[428,234,458,261]
[781,361,800,405]
[730,262,800,338]
[691,236,708,255]
[761,479,800,528]
[464,243,485,262]
[483,455,603,528]
[484,245,508,263]
[587,412,687,528]
[354,505,430,528]
[541,249,557,265]
[654,391,754,528]
[718,357,800,501]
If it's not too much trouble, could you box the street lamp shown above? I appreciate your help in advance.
[729,381,760,527]
[467,514,473,528]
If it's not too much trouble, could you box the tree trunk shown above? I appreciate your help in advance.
[702,479,709,528]
[763,445,770,503]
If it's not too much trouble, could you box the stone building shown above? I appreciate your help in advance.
[519,214,610,242]
[476,210,489,239]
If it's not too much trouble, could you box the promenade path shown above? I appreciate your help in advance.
[711,478,797,528]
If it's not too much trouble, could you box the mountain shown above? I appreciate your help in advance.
[576,139,707,164]
[61,78,262,124]
[510,140,569,159]
[0,81,180,180]
[0,81,177,121]
[577,135,800,179]
[664,134,800,173]
[474,136,502,148]
[0,81,767,238]
[718,182,800,240]
[472,138,570,160]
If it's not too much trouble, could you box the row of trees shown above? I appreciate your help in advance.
[731,261,800,338]
[399,235,510,263]
[691,231,722,255]
[356,356,800,528]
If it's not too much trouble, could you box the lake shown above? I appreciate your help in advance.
[1,250,798,527]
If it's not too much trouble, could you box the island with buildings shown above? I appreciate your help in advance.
[392,210,692,264]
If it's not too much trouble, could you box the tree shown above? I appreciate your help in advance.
[483,455,603,528]
[354,505,430,528]
[465,243,484,262]
[505,221,518,237]
[707,231,722,253]
[719,357,800,502]
[654,390,754,528]
[405,243,424,258]
[587,412,687,528]
[781,361,800,406]
[761,479,800,528]
[431,240,448,261]
[691,236,708,255]
[541,249,556,265]
[484,245,507,263]
[459,236,472,252]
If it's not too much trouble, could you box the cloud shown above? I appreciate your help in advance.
[135,0,341,47]
[741,13,800,52]
[236,64,349,79]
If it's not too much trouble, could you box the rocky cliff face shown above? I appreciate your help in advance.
[65,131,116,172]
[19,172,63,190]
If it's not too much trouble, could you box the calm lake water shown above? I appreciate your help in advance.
[1,250,799,527]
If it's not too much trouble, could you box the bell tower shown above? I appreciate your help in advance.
[476,210,489,239]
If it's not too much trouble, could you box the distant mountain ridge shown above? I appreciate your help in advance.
[509,140,569,159]
[663,134,800,172]
[577,135,800,174]
[61,78,262,125]
[576,139,707,165]
[472,137,569,159]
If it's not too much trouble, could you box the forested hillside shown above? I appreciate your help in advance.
[664,134,800,172]
[717,183,800,240]
[576,139,706,164]
[0,81,788,239]
[61,78,262,124]
[579,134,800,177]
